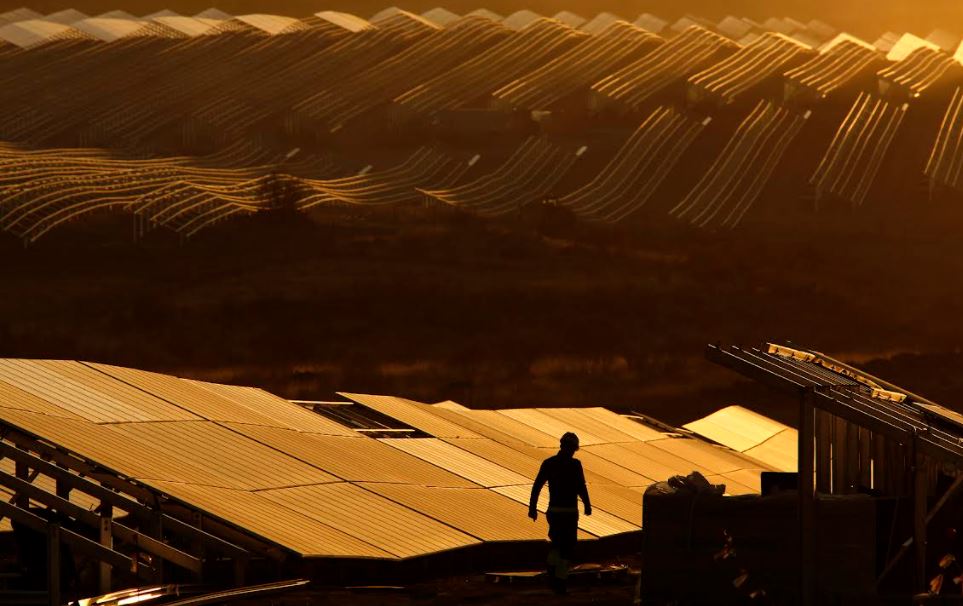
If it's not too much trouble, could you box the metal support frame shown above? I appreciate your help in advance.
[99,506,112,594]
[14,460,28,508]
[709,344,953,597]
[913,446,927,591]
[0,430,264,599]
[0,500,134,570]
[707,344,963,596]
[876,436,949,589]
[163,579,311,606]
[706,344,963,463]
[0,435,250,559]
[150,512,166,583]
[0,467,203,573]
[55,463,70,500]
[925,474,963,526]
[47,523,60,606]
[800,387,815,606]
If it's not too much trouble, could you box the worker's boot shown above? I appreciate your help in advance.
[551,577,567,596]
[553,558,569,595]
[546,548,559,590]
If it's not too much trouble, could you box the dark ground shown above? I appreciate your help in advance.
[255,580,637,606]
[234,561,641,605]
[4,194,963,428]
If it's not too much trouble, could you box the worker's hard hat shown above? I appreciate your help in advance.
[560,432,580,450]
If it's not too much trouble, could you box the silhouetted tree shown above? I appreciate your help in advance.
[260,172,300,214]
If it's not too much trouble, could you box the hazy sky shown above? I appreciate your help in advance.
[1,0,960,39]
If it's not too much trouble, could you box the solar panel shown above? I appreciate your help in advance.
[379,437,530,487]
[93,363,300,426]
[226,424,477,486]
[360,483,554,542]
[107,421,339,490]
[153,480,392,558]
[342,392,482,438]
[191,380,359,436]
[744,430,798,471]
[260,483,480,558]
[500,408,608,445]
[493,484,638,537]
[684,405,789,452]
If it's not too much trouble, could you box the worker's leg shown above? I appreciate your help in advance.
[548,512,578,594]
[557,513,578,580]
[546,513,561,587]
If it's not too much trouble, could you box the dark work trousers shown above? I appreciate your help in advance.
[546,510,579,581]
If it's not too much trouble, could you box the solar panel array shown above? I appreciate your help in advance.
[684,405,798,471]
[0,359,782,560]
[1,8,962,242]
[671,101,810,228]
[0,143,344,240]
[560,107,709,222]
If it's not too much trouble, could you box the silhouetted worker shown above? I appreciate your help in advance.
[529,431,591,594]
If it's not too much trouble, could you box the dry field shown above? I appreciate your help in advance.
[4,201,963,427]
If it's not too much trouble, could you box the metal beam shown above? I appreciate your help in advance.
[150,512,166,583]
[163,579,311,606]
[0,469,202,573]
[0,430,264,557]
[810,350,940,407]
[708,345,963,465]
[926,474,963,525]
[876,472,963,587]
[914,449,928,591]
[114,521,201,574]
[0,440,248,558]
[14,460,28,508]
[1,428,155,502]
[799,388,815,606]
[55,466,70,500]
[810,390,911,445]
[99,508,112,594]
[161,501,284,560]
[826,395,963,465]
[0,418,281,562]
[706,345,809,395]
[0,500,133,571]
[47,524,59,606]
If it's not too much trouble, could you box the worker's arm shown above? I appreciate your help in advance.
[576,460,592,515]
[529,460,548,521]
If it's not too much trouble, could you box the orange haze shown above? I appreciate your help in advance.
[1,0,961,40]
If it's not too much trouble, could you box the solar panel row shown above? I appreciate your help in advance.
[0,359,783,560]
[0,13,960,241]
[0,9,848,49]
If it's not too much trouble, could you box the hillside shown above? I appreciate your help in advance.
[4,204,963,426]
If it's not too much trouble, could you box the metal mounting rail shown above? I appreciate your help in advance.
[164,579,310,606]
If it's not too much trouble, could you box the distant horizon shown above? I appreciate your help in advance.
[0,1,960,40]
